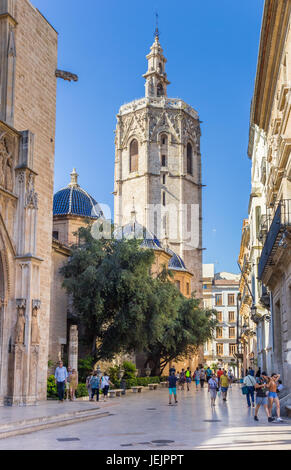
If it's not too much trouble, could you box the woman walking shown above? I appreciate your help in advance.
[200,368,206,388]
[193,367,200,390]
[268,373,283,422]
[101,372,113,402]
[208,374,219,407]
[69,369,78,401]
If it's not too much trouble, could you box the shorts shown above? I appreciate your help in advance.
[169,387,177,395]
[268,391,278,399]
[221,387,228,392]
[209,389,217,399]
[256,396,268,405]
[186,378,191,383]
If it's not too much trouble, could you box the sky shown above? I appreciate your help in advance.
[32,0,265,274]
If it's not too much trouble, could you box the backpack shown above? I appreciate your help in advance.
[90,376,100,389]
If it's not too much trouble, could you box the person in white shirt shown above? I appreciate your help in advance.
[243,372,256,407]
[101,373,113,402]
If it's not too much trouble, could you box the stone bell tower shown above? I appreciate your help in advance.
[114,30,203,296]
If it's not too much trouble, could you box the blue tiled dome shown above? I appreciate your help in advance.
[167,248,187,271]
[113,221,162,250]
[53,169,103,219]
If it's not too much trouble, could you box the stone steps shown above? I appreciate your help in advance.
[0,407,111,439]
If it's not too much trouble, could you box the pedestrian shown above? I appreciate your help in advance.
[268,373,283,422]
[248,366,255,377]
[193,367,200,390]
[243,371,256,407]
[169,365,176,375]
[86,371,93,399]
[220,370,229,401]
[227,369,233,388]
[217,368,223,385]
[200,368,206,388]
[206,366,212,382]
[179,369,186,391]
[255,367,261,378]
[54,360,68,403]
[90,371,101,402]
[208,373,219,407]
[69,369,78,401]
[101,372,113,402]
[254,371,274,423]
[185,367,192,391]
[167,371,178,405]
[66,366,72,400]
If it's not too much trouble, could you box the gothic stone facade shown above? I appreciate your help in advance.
[114,36,203,296]
[0,0,58,404]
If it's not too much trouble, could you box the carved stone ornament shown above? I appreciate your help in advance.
[15,299,26,345]
[0,134,14,192]
[25,173,38,209]
[31,299,41,345]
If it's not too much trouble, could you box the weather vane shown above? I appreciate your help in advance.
[154,11,160,39]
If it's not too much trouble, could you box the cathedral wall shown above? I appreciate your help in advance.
[49,247,69,368]
[12,0,58,399]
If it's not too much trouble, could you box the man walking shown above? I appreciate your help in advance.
[243,370,256,407]
[185,367,192,391]
[167,371,178,405]
[268,373,283,422]
[54,360,68,403]
[220,370,229,401]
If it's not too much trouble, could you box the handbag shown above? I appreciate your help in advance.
[242,385,249,395]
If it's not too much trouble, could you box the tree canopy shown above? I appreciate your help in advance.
[61,226,217,374]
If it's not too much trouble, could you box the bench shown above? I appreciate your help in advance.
[114,389,124,397]
[131,386,143,393]
[108,390,116,398]
[148,383,159,390]
[160,382,168,388]
[286,405,291,418]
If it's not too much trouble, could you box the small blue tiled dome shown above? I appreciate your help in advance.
[53,169,103,219]
[113,220,162,250]
[167,248,187,271]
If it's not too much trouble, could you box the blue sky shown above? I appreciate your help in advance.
[33,0,264,273]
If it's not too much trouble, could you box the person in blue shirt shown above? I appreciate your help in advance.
[54,361,68,403]
[167,371,178,405]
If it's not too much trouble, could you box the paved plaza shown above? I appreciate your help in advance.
[0,384,290,450]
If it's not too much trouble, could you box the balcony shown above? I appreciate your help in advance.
[258,199,291,281]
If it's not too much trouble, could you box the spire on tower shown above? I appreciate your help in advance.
[68,168,79,188]
[154,12,159,40]
[143,15,170,99]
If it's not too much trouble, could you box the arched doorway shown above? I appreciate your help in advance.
[0,254,4,399]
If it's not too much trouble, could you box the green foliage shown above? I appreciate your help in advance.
[75,383,89,398]
[47,375,57,399]
[122,361,136,380]
[61,226,217,374]
[78,355,95,382]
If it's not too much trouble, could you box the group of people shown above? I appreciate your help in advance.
[243,367,283,422]
[85,371,113,402]
[54,361,113,403]
[167,364,284,423]
[54,361,78,402]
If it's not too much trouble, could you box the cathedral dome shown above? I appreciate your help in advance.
[167,248,187,271]
[53,169,103,219]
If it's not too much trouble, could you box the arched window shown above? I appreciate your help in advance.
[130,139,138,173]
[161,134,167,146]
[187,143,193,175]
[157,83,164,97]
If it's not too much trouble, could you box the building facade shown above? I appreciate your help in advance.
[0,0,58,404]
[113,32,203,296]
[242,0,291,400]
[202,265,240,376]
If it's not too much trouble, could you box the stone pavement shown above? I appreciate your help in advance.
[0,384,290,450]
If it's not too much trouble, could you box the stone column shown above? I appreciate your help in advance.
[28,300,41,403]
[10,299,26,405]
[68,325,78,372]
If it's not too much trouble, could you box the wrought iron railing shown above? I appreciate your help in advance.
[258,199,291,280]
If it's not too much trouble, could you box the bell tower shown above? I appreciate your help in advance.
[114,31,202,296]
